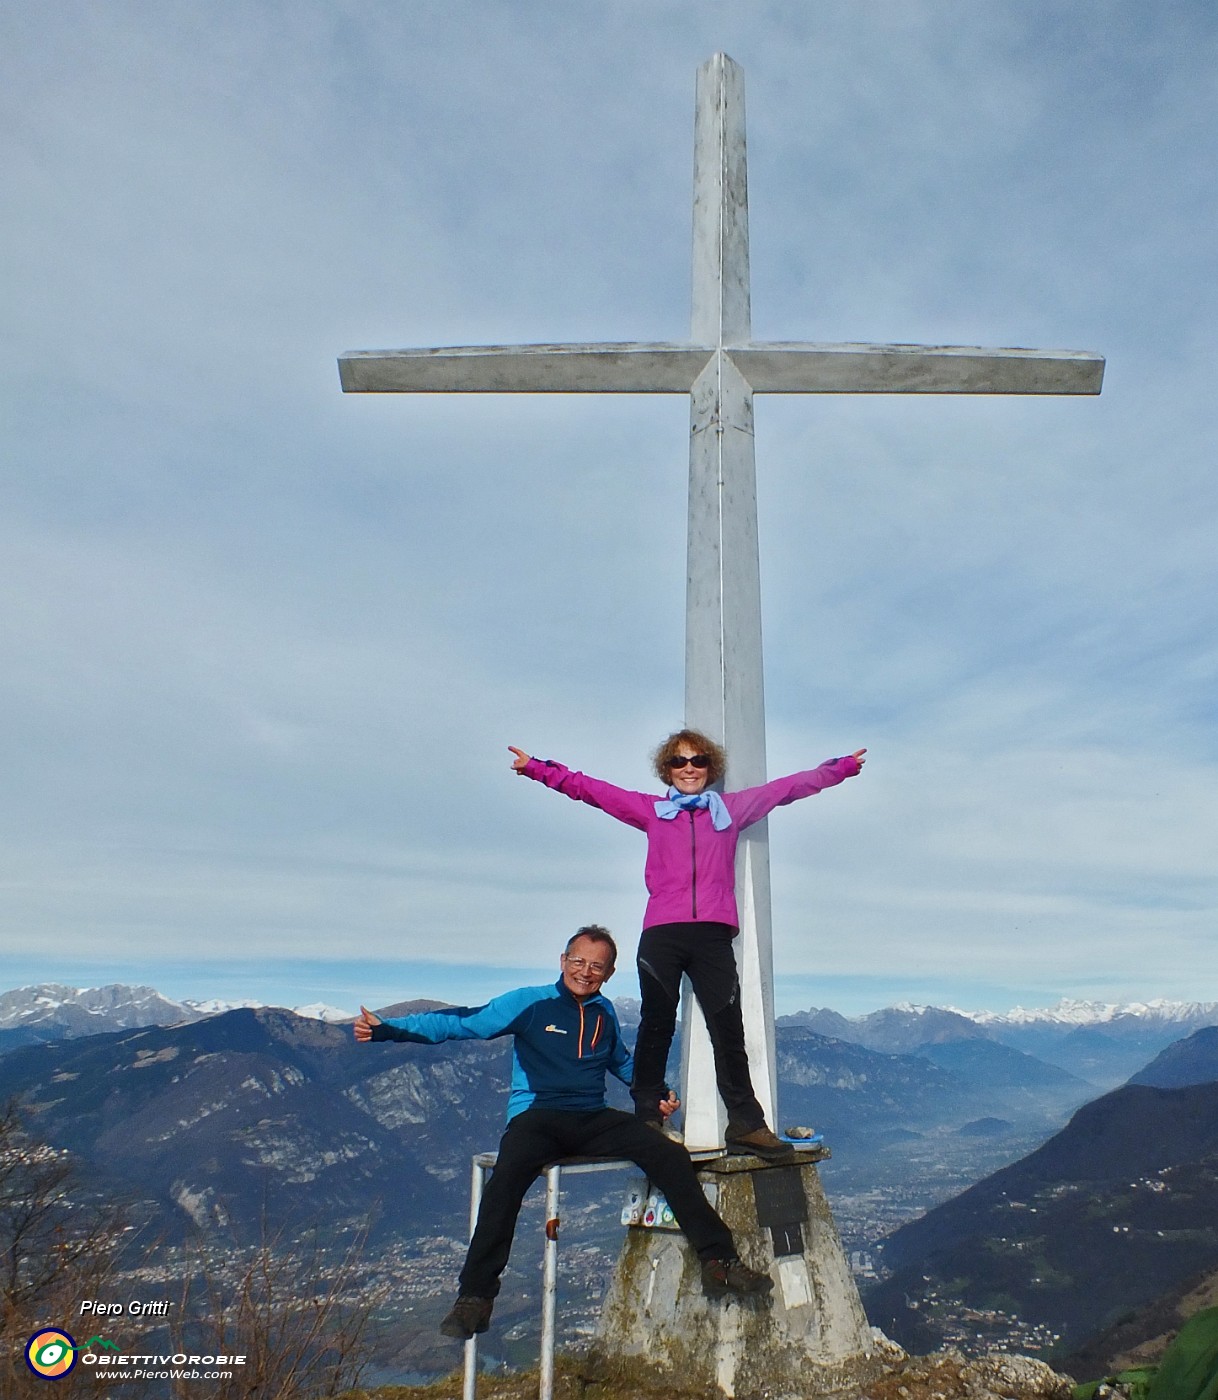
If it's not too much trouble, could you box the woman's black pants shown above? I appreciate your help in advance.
[630,920,766,1133]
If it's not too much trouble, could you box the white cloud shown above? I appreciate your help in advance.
[3,1,1218,1012]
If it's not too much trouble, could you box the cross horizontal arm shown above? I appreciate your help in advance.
[338,343,715,394]
[339,340,1104,396]
[732,343,1105,395]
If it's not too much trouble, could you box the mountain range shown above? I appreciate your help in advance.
[7,982,1216,1085]
[779,999,1218,1087]
[0,993,1099,1246]
[6,978,1213,1212]
[0,982,352,1057]
[865,1027,1218,1363]
[0,1005,512,1246]
[3,981,1217,1376]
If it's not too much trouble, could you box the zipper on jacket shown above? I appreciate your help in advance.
[690,811,697,919]
[577,1001,585,1058]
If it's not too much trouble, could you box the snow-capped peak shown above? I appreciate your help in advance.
[180,997,262,1017]
[964,997,1218,1028]
[290,1002,355,1023]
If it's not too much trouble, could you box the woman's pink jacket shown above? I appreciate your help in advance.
[520,754,860,931]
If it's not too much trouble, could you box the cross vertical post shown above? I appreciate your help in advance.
[681,54,775,1147]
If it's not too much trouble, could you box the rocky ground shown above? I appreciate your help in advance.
[337,1332,1079,1400]
[859,1334,1074,1400]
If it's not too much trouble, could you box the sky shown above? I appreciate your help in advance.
[3,2,1218,1019]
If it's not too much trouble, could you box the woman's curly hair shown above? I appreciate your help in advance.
[652,729,728,788]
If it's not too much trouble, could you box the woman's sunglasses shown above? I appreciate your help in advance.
[667,754,710,769]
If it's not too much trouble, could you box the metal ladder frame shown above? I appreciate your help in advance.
[462,1153,642,1400]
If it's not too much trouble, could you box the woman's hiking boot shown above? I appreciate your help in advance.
[724,1124,796,1161]
[701,1256,774,1298]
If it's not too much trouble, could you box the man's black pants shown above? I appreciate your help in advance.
[458,1106,734,1299]
[631,920,766,1132]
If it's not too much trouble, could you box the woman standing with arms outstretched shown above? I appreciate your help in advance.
[509,731,865,1160]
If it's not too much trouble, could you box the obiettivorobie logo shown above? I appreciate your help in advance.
[25,1330,118,1379]
[24,1327,247,1381]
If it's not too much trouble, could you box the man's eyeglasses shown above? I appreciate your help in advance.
[564,956,612,976]
[666,754,710,769]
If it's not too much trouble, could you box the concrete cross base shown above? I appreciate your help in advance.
[590,1153,881,1399]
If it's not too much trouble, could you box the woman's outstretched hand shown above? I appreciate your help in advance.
[508,746,531,772]
[852,748,867,768]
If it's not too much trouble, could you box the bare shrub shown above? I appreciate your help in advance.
[0,1099,128,1399]
[168,1225,385,1400]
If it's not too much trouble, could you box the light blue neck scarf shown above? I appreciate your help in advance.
[654,787,732,831]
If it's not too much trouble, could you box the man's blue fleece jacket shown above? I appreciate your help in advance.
[373,977,634,1122]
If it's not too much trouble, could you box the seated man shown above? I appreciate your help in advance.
[354,923,773,1340]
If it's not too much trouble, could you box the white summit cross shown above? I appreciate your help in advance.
[339,53,1104,1151]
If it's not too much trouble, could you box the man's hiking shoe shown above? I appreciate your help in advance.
[725,1125,797,1161]
[702,1256,774,1298]
[440,1295,494,1339]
